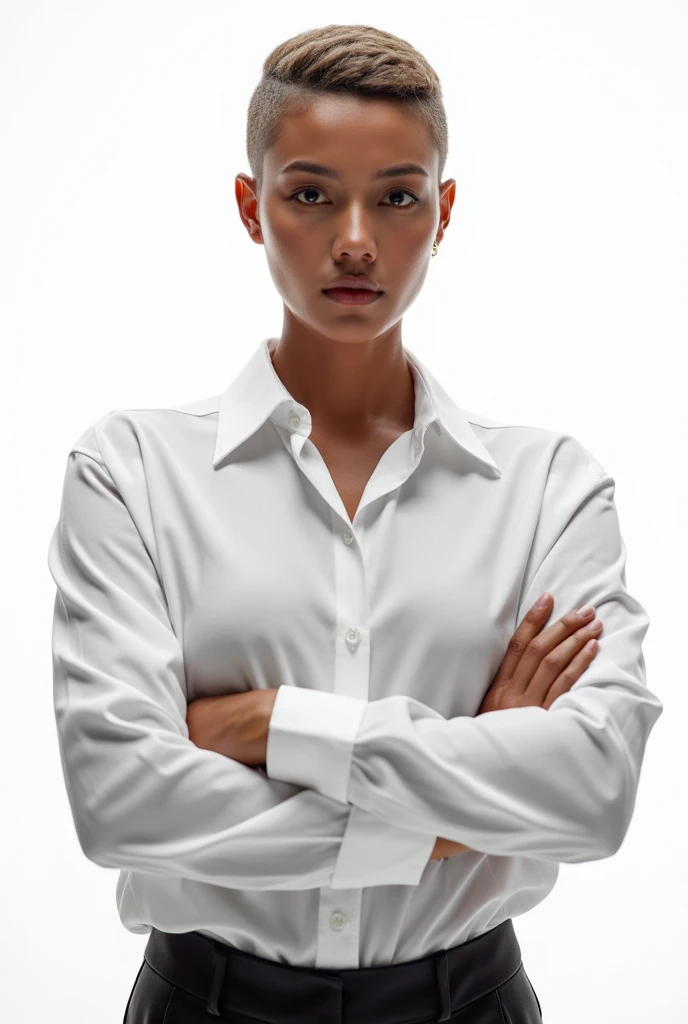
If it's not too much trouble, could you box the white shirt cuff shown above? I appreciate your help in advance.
[331,804,436,888]
[266,684,367,803]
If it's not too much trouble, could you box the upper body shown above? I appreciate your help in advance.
[47,334,662,968]
[47,25,662,969]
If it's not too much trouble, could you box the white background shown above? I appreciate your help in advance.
[1,2,685,1020]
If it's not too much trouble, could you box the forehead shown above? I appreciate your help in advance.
[265,92,436,175]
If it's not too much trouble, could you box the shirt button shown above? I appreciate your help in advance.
[344,627,360,649]
[329,910,348,931]
[342,527,354,545]
[289,413,301,430]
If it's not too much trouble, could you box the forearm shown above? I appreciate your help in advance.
[187,689,278,766]
[186,692,472,863]
[185,689,435,884]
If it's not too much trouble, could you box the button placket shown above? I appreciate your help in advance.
[316,886,362,969]
[313,509,370,969]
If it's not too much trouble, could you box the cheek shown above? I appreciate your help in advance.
[262,216,316,283]
[401,222,437,261]
[268,213,300,250]
[262,200,306,249]
[396,269,430,311]
[392,242,433,298]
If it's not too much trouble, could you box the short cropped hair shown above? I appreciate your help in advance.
[246,24,448,194]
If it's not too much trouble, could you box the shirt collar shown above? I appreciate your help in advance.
[212,337,501,476]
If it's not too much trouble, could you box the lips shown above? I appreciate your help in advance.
[322,287,383,306]
[323,275,382,292]
[322,287,382,295]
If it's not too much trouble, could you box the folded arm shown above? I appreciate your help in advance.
[267,438,664,863]
[48,433,434,891]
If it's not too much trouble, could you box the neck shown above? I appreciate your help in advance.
[268,324,415,440]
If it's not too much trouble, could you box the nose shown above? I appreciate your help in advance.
[332,203,376,261]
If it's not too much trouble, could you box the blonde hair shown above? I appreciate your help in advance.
[246,24,448,193]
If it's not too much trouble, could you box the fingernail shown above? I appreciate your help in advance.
[577,604,594,616]
[535,592,551,608]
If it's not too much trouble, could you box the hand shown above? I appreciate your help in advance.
[477,593,603,715]
[429,837,474,860]
[430,594,603,861]
[186,689,280,768]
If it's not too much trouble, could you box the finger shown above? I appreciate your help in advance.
[523,619,603,706]
[512,603,597,690]
[494,593,554,685]
[541,637,599,710]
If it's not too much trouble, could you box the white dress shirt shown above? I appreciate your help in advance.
[48,336,662,969]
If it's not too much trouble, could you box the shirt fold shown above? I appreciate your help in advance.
[49,446,434,891]
[266,455,662,863]
[46,337,662,966]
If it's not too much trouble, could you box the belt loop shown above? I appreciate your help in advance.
[434,951,452,1022]
[206,947,228,1017]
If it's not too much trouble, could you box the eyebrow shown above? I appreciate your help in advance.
[278,160,429,180]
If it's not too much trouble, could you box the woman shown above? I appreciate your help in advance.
[48,23,662,1024]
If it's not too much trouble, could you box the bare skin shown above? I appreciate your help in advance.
[235,92,456,522]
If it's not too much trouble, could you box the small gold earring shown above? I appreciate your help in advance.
[431,240,439,257]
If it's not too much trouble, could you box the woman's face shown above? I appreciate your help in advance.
[236,92,456,343]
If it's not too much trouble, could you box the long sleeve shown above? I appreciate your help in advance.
[267,437,664,863]
[48,443,435,891]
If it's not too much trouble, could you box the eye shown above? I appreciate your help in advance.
[384,189,420,207]
[290,187,328,205]
[289,187,420,207]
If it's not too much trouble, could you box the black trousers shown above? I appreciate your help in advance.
[123,918,544,1023]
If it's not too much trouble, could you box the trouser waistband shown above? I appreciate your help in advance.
[143,917,521,1023]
